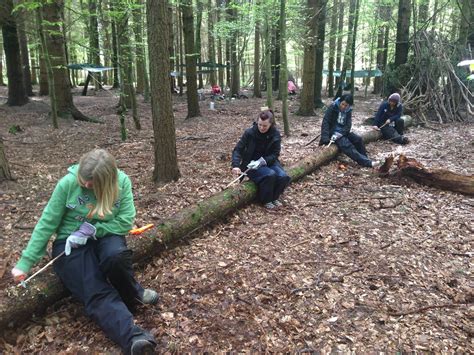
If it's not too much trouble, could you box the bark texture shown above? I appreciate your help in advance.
[395,155,474,196]
[0,116,413,330]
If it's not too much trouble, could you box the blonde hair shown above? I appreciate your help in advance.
[77,149,119,218]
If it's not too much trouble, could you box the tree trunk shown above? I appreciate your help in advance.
[334,0,344,90]
[264,16,272,109]
[336,0,356,99]
[253,7,261,98]
[110,2,120,89]
[2,0,28,106]
[313,0,326,108]
[147,0,180,183]
[30,54,37,85]
[207,0,217,87]
[394,0,411,67]
[273,28,280,94]
[327,0,338,98]
[16,8,34,96]
[0,40,5,86]
[297,0,317,116]
[181,0,201,118]
[0,115,414,332]
[350,0,360,97]
[457,0,472,47]
[0,136,12,181]
[373,1,386,95]
[168,5,175,95]
[229,8,240,96]
[38,46,48,95]
[89,0,101,91]
[196,0,203,89]
[279,0,289,136]
[133,0,149,98]
[176,6,184,96]
[41,0,91,121]
[394,155,474,196]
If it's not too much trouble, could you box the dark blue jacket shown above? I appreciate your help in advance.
[374,101,403,127]
[319,98,352,145]
[232,123,281,171]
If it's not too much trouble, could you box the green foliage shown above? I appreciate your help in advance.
[8,125,23,135]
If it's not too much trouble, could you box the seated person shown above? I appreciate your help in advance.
[231,109,291,209]
[372,93,408,145]
[319,94,379,168]
[288,80,297,95]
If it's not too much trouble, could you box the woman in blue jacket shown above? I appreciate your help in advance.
[372,93,408,145]
[319,94,378,168]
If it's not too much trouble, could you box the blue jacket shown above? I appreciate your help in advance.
[232,123,281,171]
[319,98,352,145]
[374,101,403,127]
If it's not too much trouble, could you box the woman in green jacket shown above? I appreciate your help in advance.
[11,149,157,354]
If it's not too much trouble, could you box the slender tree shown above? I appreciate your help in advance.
[264,15,272,108]
[394,0,411,67]
[196,0,204,89]
[253,1,261,98]
[279,0,289,136]
[1,0,28,106]
[0,137,12,181]
[133,0,149,101]
[16,7,33,96]
[350,0,360,97]
[207,0,217,86]
[0,39,5,86]
[313,0,327,107]
[297,0,317,116]
[147,0,180,182]
[41,0,91,121]
[181,0,201,118]
[89,0,101,90]
[109,1,120,88]
[457,0,472,47]
[327,0,338,98]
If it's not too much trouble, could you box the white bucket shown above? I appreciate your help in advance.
[210,101,215,110]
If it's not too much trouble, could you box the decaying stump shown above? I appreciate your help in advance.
[0,116,413,331]
[394,154,474,196]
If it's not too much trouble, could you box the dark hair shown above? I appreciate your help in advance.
[340,94,353,105]
[258,109,275,126]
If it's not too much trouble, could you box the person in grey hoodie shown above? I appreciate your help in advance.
[319,94,378,168]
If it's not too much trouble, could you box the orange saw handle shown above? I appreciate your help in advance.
[129,223,154,235]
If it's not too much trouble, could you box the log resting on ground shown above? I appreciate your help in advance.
[0,116,413,331]
[395,154,474,195]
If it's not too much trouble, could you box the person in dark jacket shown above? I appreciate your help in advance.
[372,93,408,145]
[232,109,291,209]
[319,94,378,168]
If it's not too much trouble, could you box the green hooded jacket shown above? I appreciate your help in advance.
[16,165,136,273]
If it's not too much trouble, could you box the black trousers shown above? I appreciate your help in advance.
[247,162,291,203]
[52,235,155,352]
[336,132,372,167]
[381,119,406,144]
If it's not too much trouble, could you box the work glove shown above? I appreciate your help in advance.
[330,132,343,142]
[247,157,266,170]
[11,267,26,282]
[65,222,97,256]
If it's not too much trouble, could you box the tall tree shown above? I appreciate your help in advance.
[327,0,338,98]
[335,0,357,99]
[89,0,101,90]
[41,0,91,121]
[133,0,149,100]
[38,46,48,95]
[264,15,272,108]
[147,0,180,182]
[297,0,317,116]
[0,40,5,86]
[0,137,12,181]
[228,5,239,96]
[253,2,261,98]
[16,7,33,96]
[273,27,280,93]
[109,1,120,88]
[195,0,204,89]
[374,1,387,94]
[349,0,360,97]
[207,0,217,86]
[181,0,201,118]
[1,0,28,106]
[394,0,411,67]
[334,0,344,90]
[457,0,472,47]
[279,0,289,136]
[313,0,326,108]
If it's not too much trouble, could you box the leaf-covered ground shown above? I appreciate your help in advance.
[0,86,473,353]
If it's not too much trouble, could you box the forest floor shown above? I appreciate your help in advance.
[0,85,473,353]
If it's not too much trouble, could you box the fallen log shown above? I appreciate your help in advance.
[395,154,474,195]
[0,116,413,330]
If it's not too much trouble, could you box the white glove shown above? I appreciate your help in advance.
[11,267,26,282]
[331,132,343,142]
[247,157,266,170]
[65,222,97,256]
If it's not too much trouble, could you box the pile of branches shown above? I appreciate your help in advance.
[400,31,473,123]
